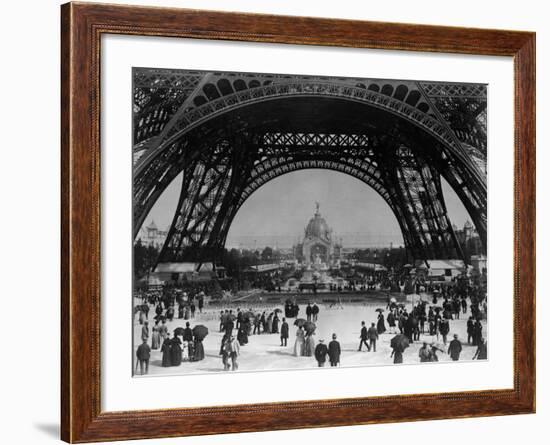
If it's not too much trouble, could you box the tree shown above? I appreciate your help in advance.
[261,246,273,261]
[133,239,160,279]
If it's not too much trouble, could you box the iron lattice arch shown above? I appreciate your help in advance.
[133,68,487,266]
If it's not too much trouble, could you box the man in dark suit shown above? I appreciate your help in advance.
[448,334,462,361]
[183,321,193,342]
[280,317,289,346]
[306,303,313,322]
[312,303,319,322]
[225,315,235,336]
[328,333,341,366]
[367,322,379,352]
[358,321,370,351]
[314,339,329,367]
[136,339,151,375]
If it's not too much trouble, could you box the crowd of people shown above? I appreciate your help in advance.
[383,283,488,364]
[134,293,209,375]
[135,278,488,374]
[216,307,291,370]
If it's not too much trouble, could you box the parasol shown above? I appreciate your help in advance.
[294,318,307,327]
[397,303,407,308]
[242,311,255,321]
[173,327,185,336]
[375,308,385,313]
[192,325,209,341]
[390,297,397,303]
[274,308,283,313]
[390,334,410,351]
[303,321,316,335]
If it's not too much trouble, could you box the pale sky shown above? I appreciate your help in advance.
[143,169,471,249]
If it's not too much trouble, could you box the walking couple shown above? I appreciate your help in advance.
[220,334,240,371]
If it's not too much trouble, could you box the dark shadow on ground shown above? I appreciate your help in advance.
[33,423,59,439]
[265,350,296,357]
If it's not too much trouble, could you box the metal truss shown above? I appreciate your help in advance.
[151,131,484,266]
[135,78,475,179]
[133,70,488,266]
[419,81,488,174]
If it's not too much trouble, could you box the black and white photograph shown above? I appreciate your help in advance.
[132,68,488,376]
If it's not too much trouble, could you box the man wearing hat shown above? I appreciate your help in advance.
[280,317,289,346]
[328,333,341,367]
[135,339,151,375]
[418,342,431,362]
[358,321,369,351]
[314,339,329,367]
[367,322,379,352]
[448,334,463,361]
[183,321,193,343]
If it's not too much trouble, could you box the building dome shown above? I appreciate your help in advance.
[305,204,331,241]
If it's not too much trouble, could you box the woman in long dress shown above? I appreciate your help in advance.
[267,313,273,334]
[161,334,172,367]
[294,326,305,356]
[151,321,161,349]
[139,309,146,325]
[141,321,149,342]
[377,312,386,335]
[387,311,396,334]
[304,333,316,357]
[272,313,279,333]
[170,335,182,366]
[194,339,205,361]
[237,325,248,346]
[391,345,403,364]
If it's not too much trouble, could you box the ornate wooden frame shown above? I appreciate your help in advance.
[61,2,536,442]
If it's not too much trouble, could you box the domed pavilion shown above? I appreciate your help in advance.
[293,203,342,266]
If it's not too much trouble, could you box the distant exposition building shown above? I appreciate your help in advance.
[293,203,342,266]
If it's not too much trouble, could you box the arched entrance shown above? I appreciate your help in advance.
[133,69,487,267]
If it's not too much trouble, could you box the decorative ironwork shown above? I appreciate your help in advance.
[133,70,488,266]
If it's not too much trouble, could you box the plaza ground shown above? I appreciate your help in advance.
[134,295,486,376]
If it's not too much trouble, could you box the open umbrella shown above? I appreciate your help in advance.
[294,318,307,327]
[303,321,316,335]
[274,308,283,314]
[173,327,185,337]
[192,325,209,341]
[390,334,410,351]
[375,308,385,313]
[398,303,407,308]
[390,297,397,303]
[433,306,443,312]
